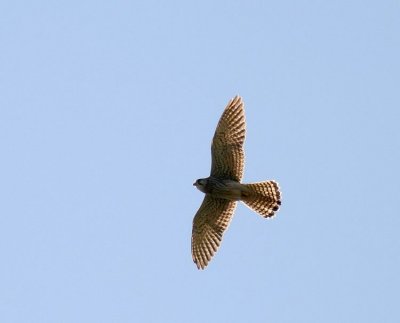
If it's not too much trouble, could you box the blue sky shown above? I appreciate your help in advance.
[1,1,399,322]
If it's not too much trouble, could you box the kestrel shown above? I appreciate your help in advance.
[191,96,281,269]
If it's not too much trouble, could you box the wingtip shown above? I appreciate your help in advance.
[193,258,206,270]
[227,95,243,109]
[233,94,242,101]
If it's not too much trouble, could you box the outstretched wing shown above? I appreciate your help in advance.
[210,96,246,182]
[191,196,237,269]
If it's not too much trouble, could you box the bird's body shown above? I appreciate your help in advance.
[194,177,245,201]
[191,96,281,269]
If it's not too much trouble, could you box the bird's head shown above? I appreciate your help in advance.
[193,178,207,193]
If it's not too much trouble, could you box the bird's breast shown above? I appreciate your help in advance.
[205,178,245,201]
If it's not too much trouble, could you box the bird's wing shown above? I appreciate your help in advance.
[191,195,237,269]
[210,96,246,182]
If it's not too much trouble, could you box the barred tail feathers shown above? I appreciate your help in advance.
[241,181,281,218]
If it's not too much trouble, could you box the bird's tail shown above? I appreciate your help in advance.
[241,180,281,218]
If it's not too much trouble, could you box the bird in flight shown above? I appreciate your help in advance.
[191,96,281,269]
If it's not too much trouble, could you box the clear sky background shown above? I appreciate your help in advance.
[1,1,399,322]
